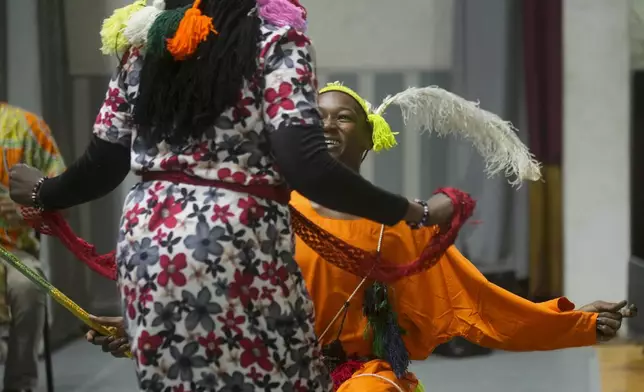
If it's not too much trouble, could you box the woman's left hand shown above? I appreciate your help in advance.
[578,300,638,342]
[9,164,46,207]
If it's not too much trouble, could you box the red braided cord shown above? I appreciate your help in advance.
[20,187,474,283]
[291,187,475,283]
[20,208,117,280]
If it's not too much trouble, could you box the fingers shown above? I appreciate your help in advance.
[89,315,124,328]
[593,300,628,313]
[622,304,638,318]
[596,323,618,341]
[597,315,622,330]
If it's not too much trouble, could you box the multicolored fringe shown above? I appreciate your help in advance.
[363,281,410,378]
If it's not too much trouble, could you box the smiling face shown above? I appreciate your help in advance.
[318,91,373,171]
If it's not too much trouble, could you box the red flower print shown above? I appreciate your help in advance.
[159,156,189,172]
[264,82,295,118]
[259,261,288,286]
[239,337,273,371]
[105,87,126,112]
[198,332,222,358]
[246,367,262,382]
[123,286,137,320]
[228,270,260,307]
[157,254,187,287]
[124,203,145,231]
[217,168,247,184]
[233,93,254,120]
[153,229,167,242]
[172,386,186,392]
[137,330,163,366]
[211,204,234,224]
[238,197,266,226]
[260,286,276,301]
[139,287,153,308]
[217,309,245,335]
[286,27,310,47]
[148,196,182,232]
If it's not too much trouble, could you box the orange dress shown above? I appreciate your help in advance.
[290,192,598,392]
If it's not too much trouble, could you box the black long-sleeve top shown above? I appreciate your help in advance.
[39,124,409,226]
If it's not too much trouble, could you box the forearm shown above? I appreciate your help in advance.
[38,135,130,210]
[270,124,410,225]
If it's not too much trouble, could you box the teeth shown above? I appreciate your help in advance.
[325,140,340,146]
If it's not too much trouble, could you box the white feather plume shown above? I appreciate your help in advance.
[375,86,542,187]
[123,1,165,47]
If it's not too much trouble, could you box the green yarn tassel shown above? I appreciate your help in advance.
[146,6,189,58]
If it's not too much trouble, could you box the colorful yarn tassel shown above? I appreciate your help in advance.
[369,113,399,152]
[123,0,166,47]
[146,5,189,58]
[166,0,218,60]
[363,281,410,379]
[100,0,147,55]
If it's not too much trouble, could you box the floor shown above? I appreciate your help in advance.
[1,340,632,392]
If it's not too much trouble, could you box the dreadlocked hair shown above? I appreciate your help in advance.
[133,0,261,145]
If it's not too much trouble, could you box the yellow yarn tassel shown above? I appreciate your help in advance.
[369,113,399,152]
[414,380,426,392]
[166,0,218,60]
[100,0,147,55]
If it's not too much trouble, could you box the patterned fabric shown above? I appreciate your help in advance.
[93,21,330,391]
[0,104,65,323]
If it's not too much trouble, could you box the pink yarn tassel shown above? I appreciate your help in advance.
[257,0,307,32]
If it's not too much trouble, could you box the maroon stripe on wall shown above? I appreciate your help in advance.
[523,0,562,165]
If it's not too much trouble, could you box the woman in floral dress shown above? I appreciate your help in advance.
[7,1,451,391]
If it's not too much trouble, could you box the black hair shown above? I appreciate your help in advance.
[133,0,260,145]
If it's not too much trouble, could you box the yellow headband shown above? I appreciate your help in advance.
[319,82,398,152]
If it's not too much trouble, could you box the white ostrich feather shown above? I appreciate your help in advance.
[375,86,542,187]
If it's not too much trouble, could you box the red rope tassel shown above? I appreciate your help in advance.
[20,208,117,281]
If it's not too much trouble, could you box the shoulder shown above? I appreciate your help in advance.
[258,20,312,55]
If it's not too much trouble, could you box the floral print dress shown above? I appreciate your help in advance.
[93,21,330,392]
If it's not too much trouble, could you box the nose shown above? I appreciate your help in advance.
[322,116,339,134]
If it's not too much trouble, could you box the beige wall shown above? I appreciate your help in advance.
[303,0,453,71]
[563,0,631,306]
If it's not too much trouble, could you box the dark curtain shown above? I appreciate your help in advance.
[36,0,88,346]
[0,0,6,101]
[523,0,563,299]
[632,72,644,260]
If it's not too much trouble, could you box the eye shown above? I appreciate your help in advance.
[338,114,353,122]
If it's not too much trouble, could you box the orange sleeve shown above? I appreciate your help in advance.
[438,246,597,351]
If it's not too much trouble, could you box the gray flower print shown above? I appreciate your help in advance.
[182,287,223,331]
[167,342,207,381]
[151,302,181,330]
[129,237,160,280]
[220,371,254,392]
[184,221,226,261]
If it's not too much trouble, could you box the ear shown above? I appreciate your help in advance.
[362,122,375,151]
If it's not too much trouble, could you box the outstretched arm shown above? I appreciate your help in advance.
[439,246,599,351]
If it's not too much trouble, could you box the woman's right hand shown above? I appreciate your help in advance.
[85,315,130,358]
[404,194,455,231]
[426,193,454,230]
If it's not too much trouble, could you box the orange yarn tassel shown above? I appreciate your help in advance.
[166,0,218,60]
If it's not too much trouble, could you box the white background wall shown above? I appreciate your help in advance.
[303,0,453,71]
[563,0,631,306]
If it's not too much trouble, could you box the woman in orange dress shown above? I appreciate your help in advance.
[88,83,637,392]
